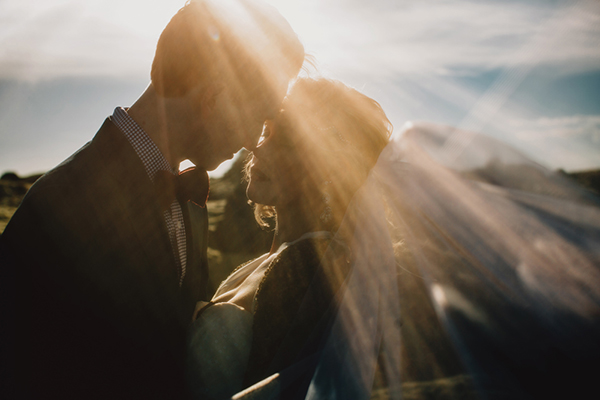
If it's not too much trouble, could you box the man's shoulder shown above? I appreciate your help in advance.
[10,118,148,227]
[29,118,143,194]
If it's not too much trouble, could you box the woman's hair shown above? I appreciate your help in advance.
[249,77,393,228]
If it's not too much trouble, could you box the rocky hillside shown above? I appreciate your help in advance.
[462,160,600,204]
[0,172,43,233]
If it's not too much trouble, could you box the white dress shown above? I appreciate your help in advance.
[186,232,331,400]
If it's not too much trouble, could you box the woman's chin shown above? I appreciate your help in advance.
[246,180,274,206]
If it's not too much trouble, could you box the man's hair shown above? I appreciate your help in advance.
[151,0,304,100]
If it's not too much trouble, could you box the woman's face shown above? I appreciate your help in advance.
[246,112,315,208]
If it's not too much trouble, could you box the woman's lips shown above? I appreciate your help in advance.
[251,165,270,182]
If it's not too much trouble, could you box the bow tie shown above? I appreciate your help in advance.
[154,167,210,211]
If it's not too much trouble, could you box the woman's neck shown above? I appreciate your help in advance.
[270,204,326,254]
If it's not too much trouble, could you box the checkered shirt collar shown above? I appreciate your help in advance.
[111,107,176,182]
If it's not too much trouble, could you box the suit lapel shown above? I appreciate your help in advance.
[91,119,179,281]
[181,201,210,301]
[90,118,209,305]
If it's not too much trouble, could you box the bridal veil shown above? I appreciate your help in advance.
[237,121,600,399]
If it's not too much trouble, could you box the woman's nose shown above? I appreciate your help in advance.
[253,139,267,158]
[252,132,273,158]
[241,132,260,153]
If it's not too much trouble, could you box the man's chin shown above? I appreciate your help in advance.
[188,157,222,172]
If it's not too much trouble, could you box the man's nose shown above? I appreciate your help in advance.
[241,131,261,153]
[243,139,258,152]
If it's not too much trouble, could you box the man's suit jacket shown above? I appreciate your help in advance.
[0,118,209,399]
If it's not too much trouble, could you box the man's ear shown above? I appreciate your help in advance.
[200,82,226,114]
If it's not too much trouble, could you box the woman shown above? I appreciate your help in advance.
[186,77,395,399]
[188,77,600,400]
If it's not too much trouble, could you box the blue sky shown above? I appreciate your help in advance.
[0,0,599,176]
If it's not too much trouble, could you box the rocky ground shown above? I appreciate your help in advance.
[0,172,42,233]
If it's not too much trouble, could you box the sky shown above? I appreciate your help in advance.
[0,0,599,177]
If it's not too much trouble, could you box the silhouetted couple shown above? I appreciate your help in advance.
[0,1,395,398]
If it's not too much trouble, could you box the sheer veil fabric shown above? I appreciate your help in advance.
[303,122,600,399]
[233,122,599,399]
[305,128,403,400]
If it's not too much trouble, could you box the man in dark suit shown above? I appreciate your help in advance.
[0,0,304,398]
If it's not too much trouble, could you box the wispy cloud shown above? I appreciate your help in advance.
[507,114,600,141]
[0,0,182,81]
[482,113,600,171]
[2,0,598,81]
[298,0,600,79]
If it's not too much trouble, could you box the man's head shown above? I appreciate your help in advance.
[150,0,304,170]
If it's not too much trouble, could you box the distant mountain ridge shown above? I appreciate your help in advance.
[402,122,600,202]
[564,169,600,196]
[2,122,599,235]
[401,122,543,171]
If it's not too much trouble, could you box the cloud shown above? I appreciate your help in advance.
[0,0,181,81]
[1,0,598,82]
[485,113,600,171]
[302,0,600,79]
[507,114,600,141]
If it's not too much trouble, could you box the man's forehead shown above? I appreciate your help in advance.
[264,101,282,120]
[256,91,286,120]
